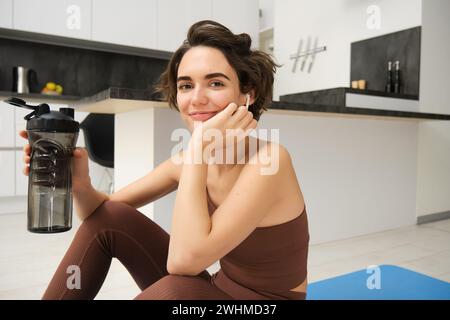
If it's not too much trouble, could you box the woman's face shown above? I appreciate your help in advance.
[176,46,248,132]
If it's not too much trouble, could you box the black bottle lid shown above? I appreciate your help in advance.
[4,97,79,133]
[26,108,79,132]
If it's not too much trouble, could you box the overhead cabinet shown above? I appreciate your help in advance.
[13,0,92,40]
[6,0,258,51]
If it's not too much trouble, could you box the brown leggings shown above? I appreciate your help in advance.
[42,200,233,300]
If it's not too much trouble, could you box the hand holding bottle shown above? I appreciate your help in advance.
[19,129,92,193]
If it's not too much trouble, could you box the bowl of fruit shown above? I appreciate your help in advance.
[41,82,63,95]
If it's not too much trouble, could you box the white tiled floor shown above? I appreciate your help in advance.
[0,212,449,299]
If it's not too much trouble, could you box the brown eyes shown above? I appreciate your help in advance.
[210,81,224,87]
[177,81,224,91]
[178,84,192,90]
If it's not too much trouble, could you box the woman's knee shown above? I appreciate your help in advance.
[79,200,138,231]
[78,200,166,245]
[98,199,137,218]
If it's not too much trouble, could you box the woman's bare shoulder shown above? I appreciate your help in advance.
[250,140,305,225]
[247,138,293,173]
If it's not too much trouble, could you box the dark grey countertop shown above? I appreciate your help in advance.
[0,90,81,104]
[270,100,450,121]
[281,87,419,103]
[3,87,450,121]
[276,87,450,120]
[77,87,161,104]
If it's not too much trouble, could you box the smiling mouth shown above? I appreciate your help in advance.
[189,111,218,121]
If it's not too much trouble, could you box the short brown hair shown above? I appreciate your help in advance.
[154,20,279,121]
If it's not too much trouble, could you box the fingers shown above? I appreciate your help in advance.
[237,106,251,119]
[23,153,30,164]
[22,141,31,176]
[224,103,252,122]
[73,148,81,157]
[22,166,30,176]
[232,106,253,131]
[72,148,88,159]
[19,130,28,140]
[23,144,31,156]
[245,119,258,133]
[73,147,87,158]
[238,110,254,128]
[221,102,256,133]
[224,102,239,117]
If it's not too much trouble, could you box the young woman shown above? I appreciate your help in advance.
[20,20,309,300]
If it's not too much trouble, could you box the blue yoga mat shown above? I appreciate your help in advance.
[307,264,450,300]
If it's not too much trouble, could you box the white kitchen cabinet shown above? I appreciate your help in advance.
[13,0,92,40]
[212,0,259,48]
[92,0,157,49]
[0,101,15,148]
[15,150,28,196]
[0,151,15,197]
[157,0,212,52]
[8,0,258,52]
[0,0,13,28]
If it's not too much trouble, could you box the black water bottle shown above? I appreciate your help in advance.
[5,98,79,233]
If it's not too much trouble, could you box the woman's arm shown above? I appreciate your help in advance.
[73,185,110,221]
[168,142,211,273]
[109,155,181,208]
[168,142,289,276]
[74,154,181,221]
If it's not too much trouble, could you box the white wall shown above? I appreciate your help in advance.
[419,0,450,115]
[273,0,421,99]
[266,0,440,243]
[114,107,187,227]
[416,0,450,218]
[153,108,186,233]
[259,0,274,30]
[115,109,155,218]
[258,112,418,244]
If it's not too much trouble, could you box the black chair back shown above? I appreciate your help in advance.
[80,113,114,168]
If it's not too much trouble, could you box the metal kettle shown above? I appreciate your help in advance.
[12,66,38,94]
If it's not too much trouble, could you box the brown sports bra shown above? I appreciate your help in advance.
[206,189,310,300]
